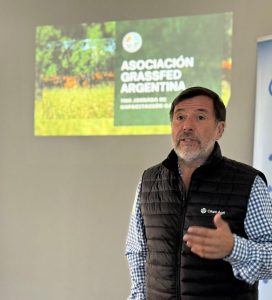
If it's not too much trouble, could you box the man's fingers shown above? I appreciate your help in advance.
[186,226,214,237]
[185,237,229,259]
[183,232,215,246]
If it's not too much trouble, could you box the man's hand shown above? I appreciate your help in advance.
[183,213,234,259]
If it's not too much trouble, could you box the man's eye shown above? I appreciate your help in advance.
[177,115,184,120]
[198,115,205,120]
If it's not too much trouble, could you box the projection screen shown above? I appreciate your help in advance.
[34,12,233,136]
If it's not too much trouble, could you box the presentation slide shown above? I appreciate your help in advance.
[34,12,232,136]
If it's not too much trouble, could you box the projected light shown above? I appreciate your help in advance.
[34,12,233,136]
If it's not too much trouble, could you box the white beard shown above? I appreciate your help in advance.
[173,134,216,165]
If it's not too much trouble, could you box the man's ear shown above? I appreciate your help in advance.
[216,121,225,140]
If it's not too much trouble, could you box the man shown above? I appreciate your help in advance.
[125,87,272,300]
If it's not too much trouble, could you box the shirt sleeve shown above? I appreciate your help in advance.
[125,181,147,300]
[225,175,272,284]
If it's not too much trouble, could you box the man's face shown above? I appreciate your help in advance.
[171,95,225,164]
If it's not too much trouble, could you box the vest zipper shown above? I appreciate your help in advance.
[177,180,188,299]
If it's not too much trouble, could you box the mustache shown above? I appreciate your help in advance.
[176,132,199,143]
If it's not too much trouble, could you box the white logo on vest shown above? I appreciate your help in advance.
[200,208,226,215]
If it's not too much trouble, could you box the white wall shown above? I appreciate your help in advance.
[0,0,271,299]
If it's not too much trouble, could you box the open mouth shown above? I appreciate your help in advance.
[177,136,200,148]
[178,136,198,143]
[181,138,196,142]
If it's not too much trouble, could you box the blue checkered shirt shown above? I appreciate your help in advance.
[125,175,272,300]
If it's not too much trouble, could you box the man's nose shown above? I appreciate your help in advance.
[182,117,195,131]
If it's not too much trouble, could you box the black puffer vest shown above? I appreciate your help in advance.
[141,143,266,300]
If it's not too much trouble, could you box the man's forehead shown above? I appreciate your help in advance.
[174,96,213,112]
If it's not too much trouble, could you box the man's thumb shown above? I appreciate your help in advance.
[213,213,225,228]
